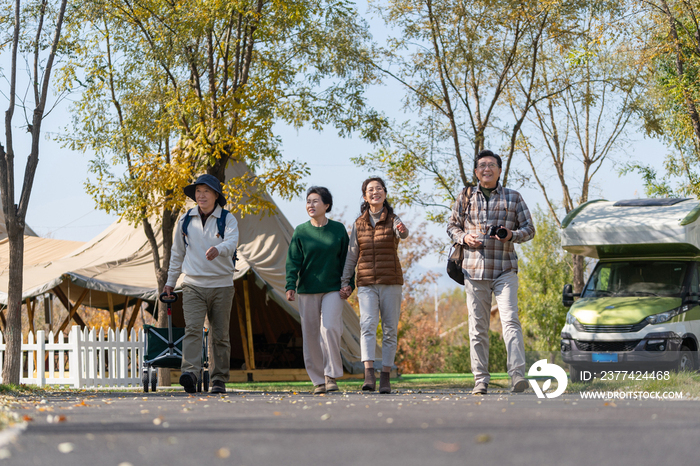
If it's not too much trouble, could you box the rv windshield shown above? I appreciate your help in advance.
[582,261,689,298]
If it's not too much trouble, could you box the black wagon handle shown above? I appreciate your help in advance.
[159,292,178,303]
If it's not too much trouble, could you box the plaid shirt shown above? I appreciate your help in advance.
[447,182,535,280]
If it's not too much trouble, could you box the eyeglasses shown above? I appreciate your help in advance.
[476,163,498,170]
[366,187,384,193]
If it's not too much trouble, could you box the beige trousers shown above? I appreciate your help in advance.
[357,284,402,367]
[181,284,234,383]
[297,292,344,386]
[464,271,526,385]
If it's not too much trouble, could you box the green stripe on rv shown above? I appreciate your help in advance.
[571,297,682,325]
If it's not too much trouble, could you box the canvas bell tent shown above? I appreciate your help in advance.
[0,162,375,380]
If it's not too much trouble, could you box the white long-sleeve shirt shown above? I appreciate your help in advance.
[166,205,239,288]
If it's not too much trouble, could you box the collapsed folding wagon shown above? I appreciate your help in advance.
[142,293,209,392]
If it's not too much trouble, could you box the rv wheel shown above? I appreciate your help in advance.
[569,365,582,383]
[677,346,695,372]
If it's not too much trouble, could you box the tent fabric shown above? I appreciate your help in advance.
[0,236,85,273]
[561,199,700,259]
[0,204,38,240]
[0,160,375,373]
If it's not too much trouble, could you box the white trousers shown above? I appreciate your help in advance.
[357,284,402,368]
[464,271,526,385]
[297,292,344,385]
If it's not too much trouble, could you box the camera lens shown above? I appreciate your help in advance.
[496,227,508,239]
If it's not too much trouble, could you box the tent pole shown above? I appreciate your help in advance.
[126,299,142,336]
[119,296,129,330]
[107,293,116,331]
[235,287,251,370]
[53,286,87,329]
[26,297,37,372]
[55,287,89,341]
[26,298,35,336]
[0,304,5,332]
[243,275,256,370]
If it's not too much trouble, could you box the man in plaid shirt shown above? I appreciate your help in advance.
[447,149,535,395]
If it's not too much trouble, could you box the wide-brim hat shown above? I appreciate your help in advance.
[183,174,226,207]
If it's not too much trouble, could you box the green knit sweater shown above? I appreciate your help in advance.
[285,219,354,294]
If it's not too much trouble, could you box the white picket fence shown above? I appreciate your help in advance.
[0,325,144,388]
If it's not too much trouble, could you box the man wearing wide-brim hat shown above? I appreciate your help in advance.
[164,174,239,394]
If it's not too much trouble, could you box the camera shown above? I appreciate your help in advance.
[487,225,508,239]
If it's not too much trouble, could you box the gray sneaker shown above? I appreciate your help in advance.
[511,374,528,393]
[313,384,327,395]
[325,376,339,392]
[472,381,488,395]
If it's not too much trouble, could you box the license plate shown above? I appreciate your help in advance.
[592,353,618,363]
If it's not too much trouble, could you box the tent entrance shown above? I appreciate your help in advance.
[165,270,304,373]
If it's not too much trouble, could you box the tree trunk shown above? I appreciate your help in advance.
[3,226,24,385]
[572,254,585,294]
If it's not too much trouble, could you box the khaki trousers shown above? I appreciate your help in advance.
[181,284,234,383]
[464,271,526,385]
[297,292,344,386]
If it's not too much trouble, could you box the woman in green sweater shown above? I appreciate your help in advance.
[285,186,353,394]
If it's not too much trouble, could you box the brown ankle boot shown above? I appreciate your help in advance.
[362,368,376,391]
[379,371,391,394]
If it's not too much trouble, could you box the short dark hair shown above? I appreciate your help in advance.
[307,186,333,212]
[474,149,502,169]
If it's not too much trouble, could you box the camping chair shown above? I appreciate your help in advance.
[142,293,209,392]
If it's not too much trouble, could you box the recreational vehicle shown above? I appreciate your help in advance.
[560,198,700,381]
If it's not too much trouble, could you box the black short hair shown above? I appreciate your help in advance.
[474,149,502,169]
[306,186,333,212]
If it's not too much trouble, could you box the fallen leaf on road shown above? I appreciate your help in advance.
[58,442,74,453]
[216,448,230,459]
[320,413,331,421]
[475,434,491,444]
[47,415,67,423]
[74,400,88,407]
[153,417,163,425]
[434,441,460,452]
[273,412,281,416]
[0,448,10,459]
[22,415,33,422]
[140,410,150,414]
[118,463,134,466]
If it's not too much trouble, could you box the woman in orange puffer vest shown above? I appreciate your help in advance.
[340,177,409,394]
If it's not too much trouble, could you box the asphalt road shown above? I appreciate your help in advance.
[1,387,699,466]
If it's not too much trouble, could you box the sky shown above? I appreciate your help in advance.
[2,2,673,293]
